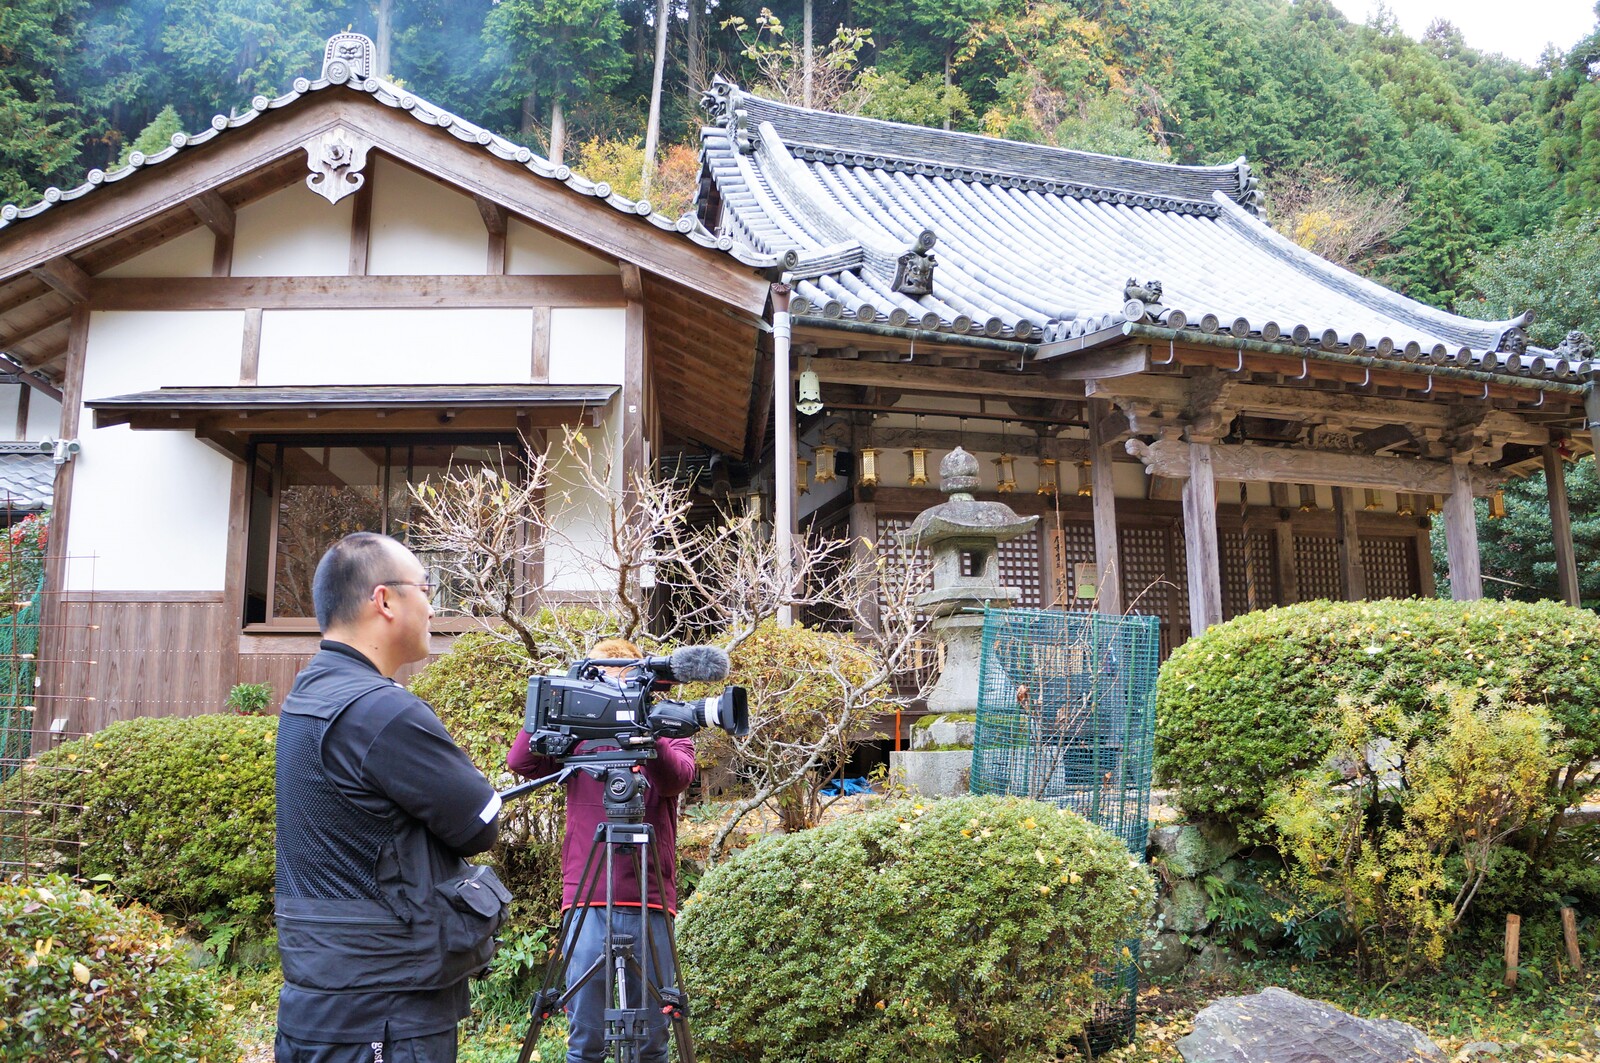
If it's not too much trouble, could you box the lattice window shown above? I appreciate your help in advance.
[1048,521,1097,609]
[1362,537,1418,599]
[997,529,1043,608]
[1295,535,1342,600]
[1221,531,1277,619]
[1119,525,1187,657]
[875,516,930,625]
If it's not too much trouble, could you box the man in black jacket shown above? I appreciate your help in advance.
[274,532,508,1063]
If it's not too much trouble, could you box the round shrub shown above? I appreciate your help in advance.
[409,608,630,930]
[0,875,237,1062]
[1155,598,1600,828]
[677,794,1153,1063]
[0,714,277,952]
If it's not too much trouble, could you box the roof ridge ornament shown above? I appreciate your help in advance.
[1123,278,1163,322]
[892,229,937,296]
[322,33,375,83]
[701,76,738,124]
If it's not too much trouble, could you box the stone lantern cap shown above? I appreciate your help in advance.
[901,447,1039,548]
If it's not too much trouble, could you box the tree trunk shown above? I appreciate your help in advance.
[520,92,538,137]
[642,0,670,199]
[376,0,393,76]
[943,47,953,130]
[550,98,566,165]
[803,0,814,108]
[687,0,704,92]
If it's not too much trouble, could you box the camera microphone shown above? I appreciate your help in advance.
[648,645,730,683]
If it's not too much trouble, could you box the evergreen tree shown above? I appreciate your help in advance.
[484,0,626,162]
[0,0,93,205]
[116,103,183,166]
[1457,214,1600,348]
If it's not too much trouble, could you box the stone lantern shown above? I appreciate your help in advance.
[902,446,1039,716]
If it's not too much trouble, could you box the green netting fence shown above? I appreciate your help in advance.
[971,606,1160,1051]
[0,578,43,785]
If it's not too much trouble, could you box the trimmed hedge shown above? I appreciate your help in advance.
[0,715,277,953]
[678,794,1153,1062]
[1155,598,1600,828]
[0,875,236,1062]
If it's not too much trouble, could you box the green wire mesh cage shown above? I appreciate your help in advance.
[0,578,43,785]
[972,606,1160,1052]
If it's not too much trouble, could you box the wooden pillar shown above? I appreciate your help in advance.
[1415,523,1437,598]
[1269,482,1299,605]
[1544,444,1581,606]
[620,264,647,506]
[848,499,880,638]
[1333,487,1367,601]
[1087,398,1122,614]
[42,306,90,734]
[1182,440,1223,635]
[1443,460,1483,601]
[1585,385,1600,467]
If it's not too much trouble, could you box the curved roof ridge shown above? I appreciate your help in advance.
[704,79,1260,213]
[1209,192,1526,351]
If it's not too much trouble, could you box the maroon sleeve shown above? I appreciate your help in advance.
[507,729,558,778]
[646,737,697,798]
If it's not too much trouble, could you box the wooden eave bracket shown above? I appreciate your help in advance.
[188,191,236,237]
[28,256,92,303]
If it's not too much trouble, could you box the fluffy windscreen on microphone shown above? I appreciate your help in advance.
[667,645,731,683]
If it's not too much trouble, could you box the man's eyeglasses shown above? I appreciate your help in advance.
[377,580,436,596]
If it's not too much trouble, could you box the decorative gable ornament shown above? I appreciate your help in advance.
[893,230,938,296]
[322,33,375,83]
[1122,277,1163,322]
[304,128,372,204]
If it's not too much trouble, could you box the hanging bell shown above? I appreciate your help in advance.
[796,368,823,416]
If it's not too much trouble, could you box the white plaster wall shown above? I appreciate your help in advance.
[507,219,614,275]
[68,311,242,591]
[541,401,625,592]
[26,390,61,440]
[369,158,485,276]
[0,386,19,440]
[257,309,534,384]
[549,308,626,385]
[100,227,215,278]
[233,184,354,277]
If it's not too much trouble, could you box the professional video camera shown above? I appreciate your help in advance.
[523,644,749,757]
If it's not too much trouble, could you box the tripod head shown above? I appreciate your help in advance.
[497,745,657,824]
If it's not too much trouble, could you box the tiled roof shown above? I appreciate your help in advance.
[0,451,54,514]
[701,80,1581,379]
[0,67,781,271]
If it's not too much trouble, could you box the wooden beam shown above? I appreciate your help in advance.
[0,354,63,402]
[1183,441,1223,634]
[1088,397,1122,614]
[1443,459,1483,600]
[29,257,91,303]
[745,336,774,465]
[0,306,73,351]
[348,177,373,277]
[1333,487,1367,601]
[1124,438,1503,496]
[1415,527,1437,598]
[188,190,236,238]
[530,306,550,382]
[808,357,1088,401]
[239,308,263,385]
[40,306,89,713]
[474,195,507,276]
[846,426,1089,462]
[1544,444,1580,606]
[220,459,250,688]
[1041,344,1149,381]
[13,382,28,439]
[89,274,627,310]
[622,264,646,494]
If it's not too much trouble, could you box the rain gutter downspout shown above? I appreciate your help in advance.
[772,283,795,628]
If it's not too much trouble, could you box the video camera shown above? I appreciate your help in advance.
[524,645,749,758]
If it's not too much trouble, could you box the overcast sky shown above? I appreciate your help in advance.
[1330,0,1596,65]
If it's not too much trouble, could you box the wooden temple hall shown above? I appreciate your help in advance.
[697,79,1599,649]
[0,32,1596,733]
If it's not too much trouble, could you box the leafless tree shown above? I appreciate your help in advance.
[1264,165,1410,272]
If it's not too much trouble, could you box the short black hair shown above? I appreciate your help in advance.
[312,532,402,631]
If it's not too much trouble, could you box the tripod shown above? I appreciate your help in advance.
[501,753,696,1063]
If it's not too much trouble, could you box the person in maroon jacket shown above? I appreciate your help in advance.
[506,637,696,1063]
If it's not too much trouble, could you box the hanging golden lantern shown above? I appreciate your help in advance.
[857,447,880,487]
[905,447,929,487]
[814,444,837,483]
[1298,484,1318,512]
[1364,488,1381,511]
[1488,489,1507,520]
[797,457,810,494]
[1035,457,1059,495]
[1396,493,1415,517]
[1076,459,1093,497]
[1425,494,1442,516]
[993,453,1017,493]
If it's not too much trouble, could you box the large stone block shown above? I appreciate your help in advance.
[1177,987,1444,1063]
[1150,821,1243,878]
[910,713,977,751]
[890,749,972,798]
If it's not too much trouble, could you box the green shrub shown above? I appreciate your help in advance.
[678,794,1153,1062]
[1155,598,1600,829]
[0,875,236,1062]
[224,682,275,715]
[0,715,277,957]
[1267,683,1559,978]
[409,608,629,933]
